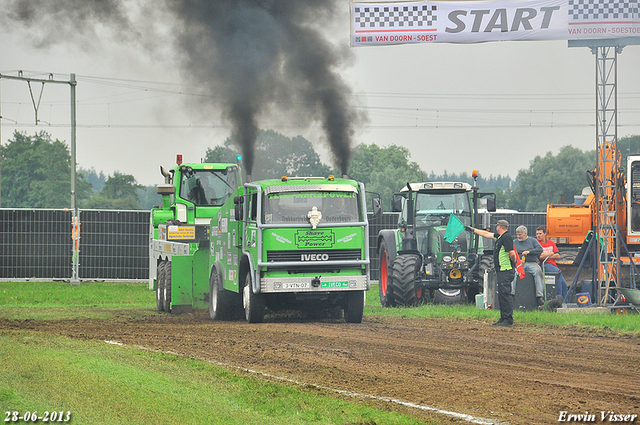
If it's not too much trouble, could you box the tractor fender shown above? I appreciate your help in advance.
[378,229,399,264]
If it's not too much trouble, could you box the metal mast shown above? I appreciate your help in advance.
[569,37,640,305]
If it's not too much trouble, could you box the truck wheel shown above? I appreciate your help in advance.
[433,288,466,304]
[344,291,365,323]
[156,261,166,312]
[209,267,236,320]
[378,240,396,307]
[162,261,172,313]
[391,254,421,306]
[242,270,265,323]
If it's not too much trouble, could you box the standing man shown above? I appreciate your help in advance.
[467,220,516,327]
[513,226,545,307]
[536,225,569,298]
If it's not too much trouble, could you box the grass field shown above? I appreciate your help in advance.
[1,280,639,424]
[0,281,430,425]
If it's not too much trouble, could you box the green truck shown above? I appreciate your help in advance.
[150,155,242,314]
[151,160,376,323]
[210,175,376,323]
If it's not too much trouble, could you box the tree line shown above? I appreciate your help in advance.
[1,129,639,212]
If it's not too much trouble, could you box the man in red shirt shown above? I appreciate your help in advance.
[536,225,568,298]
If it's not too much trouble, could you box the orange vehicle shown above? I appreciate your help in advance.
[547,144,640,266]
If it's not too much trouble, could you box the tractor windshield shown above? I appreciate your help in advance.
[264,190,360,224]
[412,191,472,227]
[180,168,239,206]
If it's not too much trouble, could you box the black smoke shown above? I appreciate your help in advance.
[5,0,364,176]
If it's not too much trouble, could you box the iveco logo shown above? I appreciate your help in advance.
[301,253,330,261]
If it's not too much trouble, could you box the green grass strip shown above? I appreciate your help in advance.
[0,332,429,425]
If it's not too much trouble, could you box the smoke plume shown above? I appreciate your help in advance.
[5,0,364,176]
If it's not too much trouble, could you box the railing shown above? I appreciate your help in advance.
[0,209,545,282]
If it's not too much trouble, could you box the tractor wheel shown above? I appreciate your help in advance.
[344,291,365,323]
[162,261,172,313]
[479,256,494,274]
[209,266,237,320]
[433,287,466,304]
[242,269,265,323]
[378,240,396,307]
[391,254,422,306]
[156,261,166,312]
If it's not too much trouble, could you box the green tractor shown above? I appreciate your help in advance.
[378,175,496,306]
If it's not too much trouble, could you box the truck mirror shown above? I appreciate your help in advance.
[486,196,496,212]
[372,196,383,219]
[235,203,243,221]
[391,194,403,212]
[234,196,244,204]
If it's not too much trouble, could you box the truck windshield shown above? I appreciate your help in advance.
[410,192,472,227]
[264,191,360,224]
[180,168,238,206]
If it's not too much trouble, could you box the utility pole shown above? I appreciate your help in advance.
[569,37,640,306]
[0,71,80,284]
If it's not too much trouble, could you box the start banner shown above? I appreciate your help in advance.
[350,0,640,45]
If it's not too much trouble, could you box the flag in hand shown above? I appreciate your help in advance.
[444,214,466,243]
[514,250,526,279]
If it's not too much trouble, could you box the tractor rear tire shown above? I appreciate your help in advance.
[242,269,265,323]
[344,291,365,323]
[378,240,396,307]
[162,261,172,313]
[156,261,166,312]
[391,254,422,306]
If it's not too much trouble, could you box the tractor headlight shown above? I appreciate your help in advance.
[442,255,452,263]
[457,255,467,263]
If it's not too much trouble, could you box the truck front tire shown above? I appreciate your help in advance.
[344,291,365,323]
[209,266,238,320]
[242,270,265,323]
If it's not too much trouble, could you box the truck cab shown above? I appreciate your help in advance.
[209,175,375,323]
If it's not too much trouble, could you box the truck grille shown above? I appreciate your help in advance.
[266,249,362,263]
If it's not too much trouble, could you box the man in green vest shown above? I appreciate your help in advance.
[467,220,517,327]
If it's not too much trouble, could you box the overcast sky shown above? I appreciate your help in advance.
[1,1,639,187]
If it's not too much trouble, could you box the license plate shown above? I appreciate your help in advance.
[282,282,310,289]
[321,281,349,288]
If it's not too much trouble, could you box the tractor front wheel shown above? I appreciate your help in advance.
[391,254,422,306]
[433,287,466,304]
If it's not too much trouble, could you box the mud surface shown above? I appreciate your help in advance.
[3,311,640,424]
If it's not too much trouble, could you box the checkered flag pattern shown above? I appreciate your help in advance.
[353,5,438,28]
[568,0,639,21]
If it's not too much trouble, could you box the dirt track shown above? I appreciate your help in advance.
[3,310,640,424]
